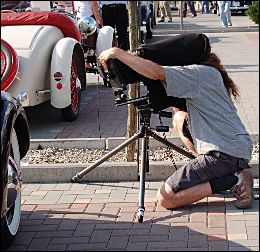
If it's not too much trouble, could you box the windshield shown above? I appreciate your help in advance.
[1,1,31,12]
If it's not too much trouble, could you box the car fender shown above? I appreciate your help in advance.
[95,26,114,58]
[50,37,83,109]
[1,92,30,161]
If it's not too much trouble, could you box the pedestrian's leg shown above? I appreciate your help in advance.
[205,1,210,13]
[218,1,228,27]
[201,1,205,13]
[164,1,172,22]
[154,1,159,17]
[159,1,166,22]
[225,1,232,26]
[187,1,197,17]
[183,1,187,17]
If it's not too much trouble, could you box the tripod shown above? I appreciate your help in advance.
[71,96,195,222]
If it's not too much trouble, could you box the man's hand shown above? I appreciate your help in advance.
[98,47,120,70]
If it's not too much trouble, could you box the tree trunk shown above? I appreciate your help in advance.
[125,1,140,162]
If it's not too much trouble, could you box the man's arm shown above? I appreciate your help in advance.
[98,47,165,81]
[91,1,103,27]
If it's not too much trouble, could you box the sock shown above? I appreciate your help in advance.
[234,172,243,186]
[209,174,238,194]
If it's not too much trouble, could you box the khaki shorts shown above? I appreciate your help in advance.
[166,151,250,193]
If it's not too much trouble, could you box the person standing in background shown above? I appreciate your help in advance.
[182,1,197,18]
[100,1,129,50]
[218,1,232,27]
[74,1,103,68]
[201,0,210,14]
[74,1,103,27]
[154,1,159,19]
[158,1,172,22]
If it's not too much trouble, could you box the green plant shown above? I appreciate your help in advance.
[247,1,259,25]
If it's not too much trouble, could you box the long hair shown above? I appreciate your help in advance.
[199,52,239,100]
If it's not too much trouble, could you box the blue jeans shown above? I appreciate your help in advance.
[201,1,209,13]
[218,1,232,27]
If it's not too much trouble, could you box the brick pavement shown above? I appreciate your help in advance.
[7,181,259,251]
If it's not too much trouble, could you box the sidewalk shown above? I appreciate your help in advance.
[8,181,259,251]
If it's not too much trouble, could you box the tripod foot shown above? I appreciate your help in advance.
[137,208,144,223]
[71,174,81,183]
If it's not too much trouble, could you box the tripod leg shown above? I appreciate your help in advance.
[137,134,149,223]
[149,130,196,159]
[71,131,142,182]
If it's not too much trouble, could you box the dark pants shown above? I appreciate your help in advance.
[183,1,197,17]
[101,4,129,50]
[166,152,250,193]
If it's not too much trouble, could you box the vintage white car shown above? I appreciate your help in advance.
[1,11,88,122]
[1,8,115,122]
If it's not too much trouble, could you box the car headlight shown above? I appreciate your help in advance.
[78,16,97,37]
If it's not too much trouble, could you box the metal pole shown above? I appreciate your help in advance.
[180,1,183,30]
[137,133,149,223]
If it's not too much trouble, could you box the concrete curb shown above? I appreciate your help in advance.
[153,26,259,35]
[25,133,259,183]
[30,138,106,150]
[21,160,259,183]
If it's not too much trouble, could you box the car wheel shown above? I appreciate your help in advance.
[1,129,22,249]
[61,50,81,122]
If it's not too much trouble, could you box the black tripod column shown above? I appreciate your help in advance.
[137,126,149,223]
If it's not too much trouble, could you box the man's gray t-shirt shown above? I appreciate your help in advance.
[163,64,253,161]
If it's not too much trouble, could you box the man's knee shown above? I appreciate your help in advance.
[156,183,176,209]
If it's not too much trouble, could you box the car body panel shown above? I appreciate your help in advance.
[212,1,252,14]
[2,25,64,105]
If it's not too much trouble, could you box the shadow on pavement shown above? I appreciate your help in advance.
[7,197,257,251]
